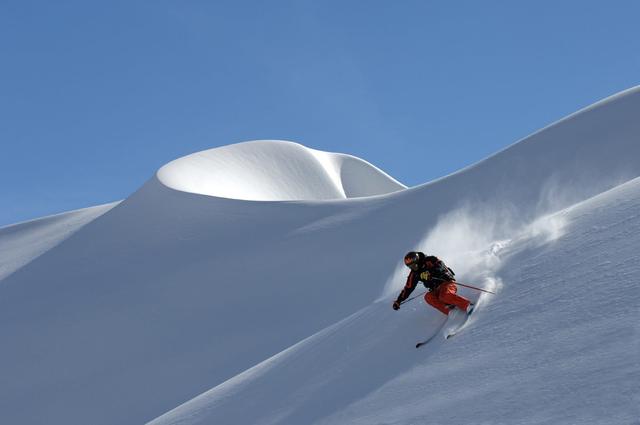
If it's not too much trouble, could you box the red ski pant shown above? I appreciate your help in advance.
[425,282,471,315]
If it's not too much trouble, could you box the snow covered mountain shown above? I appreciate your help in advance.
[1,87,639,425]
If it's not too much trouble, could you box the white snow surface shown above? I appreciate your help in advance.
[0,202,117,281]
[1,87,640,425]
[157,140,406,201]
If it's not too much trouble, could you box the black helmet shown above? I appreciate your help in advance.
[404,251,423,270]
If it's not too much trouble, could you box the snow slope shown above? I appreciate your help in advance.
[153,177,640,425]
[1,87,639,425]
[0,202,117,281]
[312,174,640,425]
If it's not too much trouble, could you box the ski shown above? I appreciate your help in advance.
[416,319,450,348]
[445,325,465,339]
[416,304,476,347]
[415,333,439,348]
[445,306,475,339]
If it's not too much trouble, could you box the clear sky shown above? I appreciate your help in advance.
[1,0,639,226]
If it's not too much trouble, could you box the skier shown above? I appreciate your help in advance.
[392,252,474,315]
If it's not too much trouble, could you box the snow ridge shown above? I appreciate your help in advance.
[156,140,406,201]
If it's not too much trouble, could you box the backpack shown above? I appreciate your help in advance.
[427,256,455,281]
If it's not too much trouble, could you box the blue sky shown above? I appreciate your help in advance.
[1,0,639,226]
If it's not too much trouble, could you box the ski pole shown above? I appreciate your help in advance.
[455,281,495,294]
[432,277,495,294]
[400,290,427,305]
[400,279,495,306]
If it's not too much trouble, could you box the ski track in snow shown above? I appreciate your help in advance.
[2,87,640,425]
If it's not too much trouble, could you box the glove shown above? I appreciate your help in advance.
[392,300,401,310]
[420,271,431,281]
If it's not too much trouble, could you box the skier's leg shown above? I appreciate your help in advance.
[438,282,471,311]
[425,291,451,315]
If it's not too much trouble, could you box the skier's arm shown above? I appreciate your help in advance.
[395,272,418,304]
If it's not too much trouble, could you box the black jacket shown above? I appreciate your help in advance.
[395,255,455,304]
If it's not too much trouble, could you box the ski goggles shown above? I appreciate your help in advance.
[404,254,420,270]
